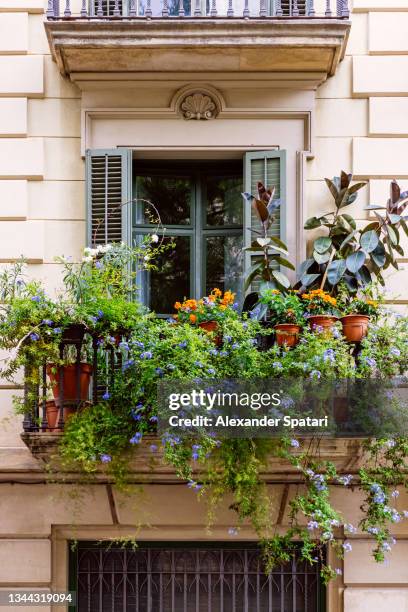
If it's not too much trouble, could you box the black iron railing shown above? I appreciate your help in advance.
[22,323,127,433]
[46,0,349,20]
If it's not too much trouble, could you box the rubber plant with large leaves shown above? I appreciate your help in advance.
[299,172,408,293]
[242,182,294,294]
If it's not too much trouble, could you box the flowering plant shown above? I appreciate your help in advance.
[174,289,238,324]
[301,289,339,317]
[257,290,305,326]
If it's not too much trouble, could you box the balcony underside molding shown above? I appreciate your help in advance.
[20,433,365,482]
[45,19,350,79]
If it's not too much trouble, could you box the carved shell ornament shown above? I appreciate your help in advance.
[180,92,218,120]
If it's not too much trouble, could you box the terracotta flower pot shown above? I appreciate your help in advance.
[308,315,338,332]
[340,314,370,343]
[47,363,93,404]
[45,400,76,432]
[274,324,301,348]
[198,320,222,346]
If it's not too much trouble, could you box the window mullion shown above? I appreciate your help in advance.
[194,171,203,300]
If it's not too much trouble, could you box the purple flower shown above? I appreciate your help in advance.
[323,348,335,363]
[130,432,143,444]
[29,332,40,341]
[309,370,321,379]
[307,520,319,531]
[194,361,204,368]
[338,474,353,486]
[150,444,158,453]
[95,261,103,269]
[391,490,400,498]
[209,348,218,356]
[100,453,111,463]
[53,327,62,334]
[390,347,401,357]
[97,309,104,318]
[140,351,153,360]
[228,527,238,536]
[149,415,158,423]
[290,439,300,448]
[42,319,53,326]
[335,568,342,576]
[102,391,110,400]
[155,367,164,377]
[344,523,357,534]
[231,343,239,349]
[273,362,283,370]
[178,341,188,349]
[135,341,144,349]
[367,526,379,535]
[207,368,216,375]
[31,295,41,303]
[342,542,352,553]
[364,357,377,368]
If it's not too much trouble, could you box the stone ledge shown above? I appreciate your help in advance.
[21,432,366,482]
[45,19,350,80]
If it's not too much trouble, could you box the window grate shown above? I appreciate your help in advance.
[73,544,323,612]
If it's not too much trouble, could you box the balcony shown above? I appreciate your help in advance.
[45,0,351,79]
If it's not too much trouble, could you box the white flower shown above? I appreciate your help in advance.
[82,256,93,263]
[83,247,92,255]
[151,234,159,243]
[144,255,150,261]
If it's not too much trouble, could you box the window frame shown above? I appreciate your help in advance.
[132,160,244,313]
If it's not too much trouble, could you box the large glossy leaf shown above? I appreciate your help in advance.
[266,244,289,257]
[313,250,331,264]
[356,265,372,287]
[388,214,401,224]
[314,237,332,254]
[341,171,352,190]
[267,198,281,216]
[304,217,322,230]
[341,214,357,230]
[257,238,271,247]
[269,236,289,251]
[365,204,386,211]
[244,269,261,291]
[325,178,339,200]
[346,250,366,273]
[339,230,357,251]
[298,258,314,278]
[336,216,354,233]
[327,260,347,286]
[272,270,291,289]
[275,257,295,271]
[348,181,367,195]
[386,225,398,246]
[360,230,379,253]
[370,242,386,268]
[252,198,268,223]
[390,180,400,206]
[301,273,321,287]
[400,218,408,237]
[343,274,358,293]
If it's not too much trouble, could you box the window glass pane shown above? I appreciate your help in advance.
[135,175,192,226]
[205,235,243,305]
[205,175,243,227]
[137,235,191,314]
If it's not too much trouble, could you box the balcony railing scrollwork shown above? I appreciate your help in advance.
[46,0,349,20]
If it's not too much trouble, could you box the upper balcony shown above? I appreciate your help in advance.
[45,0,351,80]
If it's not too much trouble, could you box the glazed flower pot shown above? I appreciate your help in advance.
[308,315,338,332]
[256,321,274,352]
[274,324,301,348]
[198,320,222,346]
[45,400,76,431]
[340,314,370,343]
[47,363,93,404]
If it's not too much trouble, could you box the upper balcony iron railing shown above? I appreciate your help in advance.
[46,0,349,20]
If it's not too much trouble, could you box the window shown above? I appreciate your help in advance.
[70,542,325,612]
[133,161,243,314]
[86,149,286,314]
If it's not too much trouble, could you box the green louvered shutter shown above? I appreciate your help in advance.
[243,150,287,293]
[85,149,132,247]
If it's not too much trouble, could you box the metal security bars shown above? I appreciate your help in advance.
[72,544,324,612]
[47,0,349,19]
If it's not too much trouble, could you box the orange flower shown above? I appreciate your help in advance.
[189,314,197,324]
[211,288,222,297]
[174,301,182,310]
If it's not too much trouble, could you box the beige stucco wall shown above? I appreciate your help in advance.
[0,0,408,609]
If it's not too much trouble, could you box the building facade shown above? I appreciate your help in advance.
[0,0,408,610]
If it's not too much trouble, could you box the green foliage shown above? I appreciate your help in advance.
[242,182,294,293]
[300,172,408,293]
[255,289,305,326]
